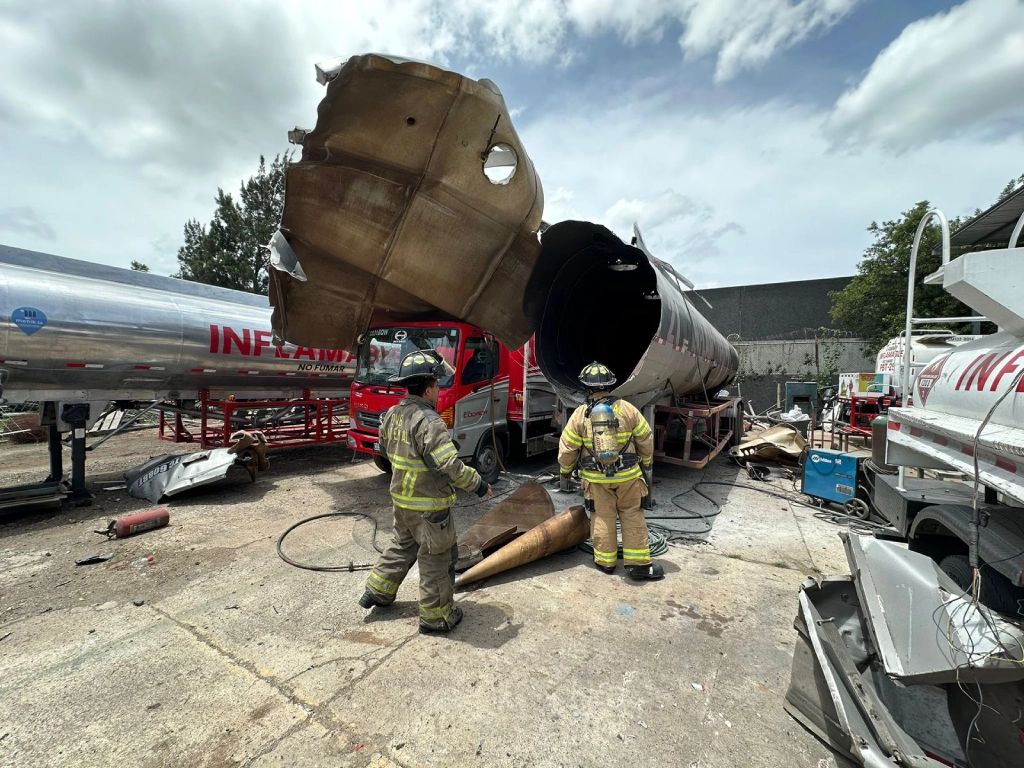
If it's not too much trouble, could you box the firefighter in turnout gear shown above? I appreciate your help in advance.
[557,362,663,580]
[359,350,494,633]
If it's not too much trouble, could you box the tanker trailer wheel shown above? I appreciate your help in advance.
[939,554,1024,618]
[372,455,392,474]
[474,436,504,485]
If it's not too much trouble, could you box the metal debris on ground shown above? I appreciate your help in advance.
[125,430,270,502]
[455,481,554,571]
[729,424,806,466]
[454,505,590,588]
[75,553,113,566]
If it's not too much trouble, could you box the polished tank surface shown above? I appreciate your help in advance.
[1,245,353,404]
[528,221,739,407]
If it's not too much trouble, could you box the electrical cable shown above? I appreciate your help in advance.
[276,511,384,572]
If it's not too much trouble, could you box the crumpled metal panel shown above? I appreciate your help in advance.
[455,504,589,588]
[845,533,1024,685]
[786,578,959,767]
[270,53,544,353]
[455,481,554,571]
[125,450,245,503]
[729,424,807,464]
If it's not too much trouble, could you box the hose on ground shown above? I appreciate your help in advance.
[277,511,384,572]
[579,521,671,559]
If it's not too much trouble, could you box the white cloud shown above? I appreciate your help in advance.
[0,206,56,241]
[827,0,1024,151]
[522,94,1024,287]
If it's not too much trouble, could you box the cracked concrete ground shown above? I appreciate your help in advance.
[0,431,853,767]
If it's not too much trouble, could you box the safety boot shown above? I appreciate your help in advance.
[595,563,616,575]
[358,589,393,609]
[418,605,464,635]
[626,562,665,581]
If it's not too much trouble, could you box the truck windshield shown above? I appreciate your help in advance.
[355,327,459,387]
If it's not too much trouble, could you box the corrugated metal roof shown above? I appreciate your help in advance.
[949,184,1024,248]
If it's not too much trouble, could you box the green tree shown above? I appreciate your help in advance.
[174,153,290,294]
[130,261,150,272]
[830,174,1021,355]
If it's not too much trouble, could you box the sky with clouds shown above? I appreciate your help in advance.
[1,0,1023,288]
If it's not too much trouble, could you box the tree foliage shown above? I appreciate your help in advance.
[174,153,290,294]
[830,174,1022,355]
[130,261,150,272]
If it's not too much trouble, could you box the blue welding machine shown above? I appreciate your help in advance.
[801,449,860,505]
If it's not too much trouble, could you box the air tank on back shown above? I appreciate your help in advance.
[526,221,738,407]
[0,245,354,407]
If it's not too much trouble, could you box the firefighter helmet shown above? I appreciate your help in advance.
[578,362,616,390]
[389,349,454,384]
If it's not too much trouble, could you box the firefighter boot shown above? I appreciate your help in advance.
[358,589,394,609]
[596,563,616,575]
[418,605,464,635]
[626,562,665,581]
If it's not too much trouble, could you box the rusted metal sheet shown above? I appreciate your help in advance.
[455,481,555,571]
[270,54,544,354]
[455,504,589,588]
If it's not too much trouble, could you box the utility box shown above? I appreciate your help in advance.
[784,381,818,415]
[802,449,860,504]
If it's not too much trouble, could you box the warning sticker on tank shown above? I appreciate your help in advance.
[12,307,47,336]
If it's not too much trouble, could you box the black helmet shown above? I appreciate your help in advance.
[389,349,454,384]
[578,361,616,390]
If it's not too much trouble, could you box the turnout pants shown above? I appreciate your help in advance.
[589,479,651,568]
[365,506,459,629]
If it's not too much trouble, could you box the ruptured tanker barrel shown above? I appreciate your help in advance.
[526,221,739,407]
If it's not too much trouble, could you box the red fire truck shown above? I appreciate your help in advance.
[347,322,558,482]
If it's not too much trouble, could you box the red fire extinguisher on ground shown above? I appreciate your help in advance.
[95,508,170,539]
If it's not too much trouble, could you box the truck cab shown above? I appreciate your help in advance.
[347,322,556,483]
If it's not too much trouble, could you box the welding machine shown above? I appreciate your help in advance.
[801,449,861,505]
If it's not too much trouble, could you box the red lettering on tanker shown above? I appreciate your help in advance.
[208,324,354,363]
[915,355,947,406]
[954,346,1024,393]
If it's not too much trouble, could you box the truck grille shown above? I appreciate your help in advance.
[356,411,381,431]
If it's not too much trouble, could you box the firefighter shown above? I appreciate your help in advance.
[358,349,494,633]
[557,362,663,580]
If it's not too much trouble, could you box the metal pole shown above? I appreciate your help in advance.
[70,421,89,504]
[46,423,62,483]
[897,209,949,493]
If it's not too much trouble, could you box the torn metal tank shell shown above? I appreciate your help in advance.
[455,504,590,588]
[455,481,555,571]
[269,53,544,353]
[527,221,739,408]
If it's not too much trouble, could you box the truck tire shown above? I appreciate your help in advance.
[474,436,504,485]
[372,455,392,474]
[939,554,1024,618]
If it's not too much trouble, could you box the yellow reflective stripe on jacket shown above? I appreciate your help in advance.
[429,442,458,464]
[580,466,643,484]
[391,493,456,511]
[592,548,618,565]
[389,455,427,471]
[562,429,584,447]
[640,456,652,468]
[452,466,477,490]
[633,421,651,438]
[559,462,575,475]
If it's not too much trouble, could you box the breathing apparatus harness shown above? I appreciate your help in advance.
[578,396,641,478]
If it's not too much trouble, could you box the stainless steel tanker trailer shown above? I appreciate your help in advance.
[1,244,355,503]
